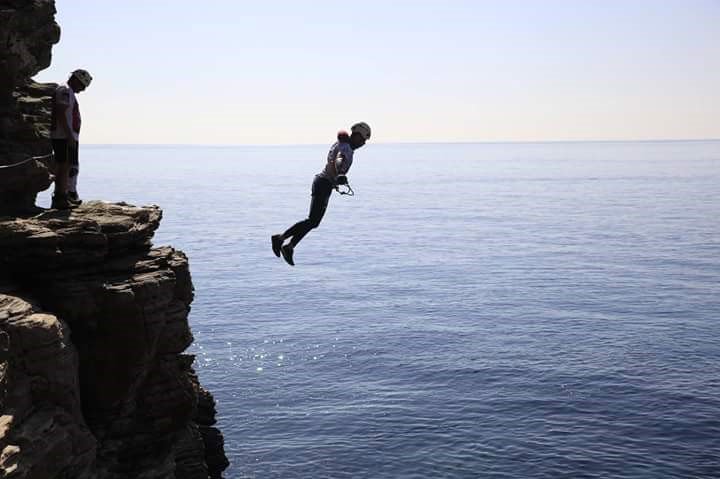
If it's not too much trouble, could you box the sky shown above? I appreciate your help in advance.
[35,0,720,145]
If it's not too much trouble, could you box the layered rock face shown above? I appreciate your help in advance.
[1,2,229,477]
[0,1,60,214]
[1,202,229,478]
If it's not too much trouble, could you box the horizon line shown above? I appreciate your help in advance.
[81,138,720,148]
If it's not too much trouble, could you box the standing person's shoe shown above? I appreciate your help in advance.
[67,191,82,206]
[51,193,75,210]
[281,244,295,266]
[271,234,283,258]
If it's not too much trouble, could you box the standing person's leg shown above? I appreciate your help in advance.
[51,139,71,209]
[67,142,80,203]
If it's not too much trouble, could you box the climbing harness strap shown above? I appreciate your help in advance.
[335,183,355,196]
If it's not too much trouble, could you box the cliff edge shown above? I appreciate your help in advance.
[0,203,229,478]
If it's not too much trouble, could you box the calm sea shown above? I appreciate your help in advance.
[39,141,720,478]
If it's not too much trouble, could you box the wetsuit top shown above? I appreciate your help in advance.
[318,140,353,184]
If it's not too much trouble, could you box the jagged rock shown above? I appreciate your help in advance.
[0,201,162,273]
[1,1,60,214]
[0,294,96,478]
[195,386,218,427]
[191,377,229,478]
[1,202,228,478]
[174,424,210,479]
[0,82,56,215]
[0,1,59,98]
[199,426,229,479]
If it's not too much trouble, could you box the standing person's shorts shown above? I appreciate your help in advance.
[51,139,78,165]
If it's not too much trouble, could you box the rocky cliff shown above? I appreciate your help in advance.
[0,2,229,478]
[0,0,59,214]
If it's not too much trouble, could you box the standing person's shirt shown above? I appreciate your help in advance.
[50,84,81,141]
[318,141,353,184]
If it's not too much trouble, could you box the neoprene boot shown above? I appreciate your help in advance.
[51,193,75,210]
[271,234,283,257]
[281,244,295,266]
[67,191,82,206]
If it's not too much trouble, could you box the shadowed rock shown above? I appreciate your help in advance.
[0,294,97,478]
[1,202,229,478]
[0,1,60,214]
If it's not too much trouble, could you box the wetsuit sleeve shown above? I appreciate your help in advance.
[335,144,353,175]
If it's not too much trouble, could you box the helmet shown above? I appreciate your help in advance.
[351,122,371,140]
[71,69,93,87]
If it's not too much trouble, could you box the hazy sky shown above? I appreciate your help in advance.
[35,0,720,145]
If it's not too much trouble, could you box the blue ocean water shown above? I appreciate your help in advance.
[39,141,720,478]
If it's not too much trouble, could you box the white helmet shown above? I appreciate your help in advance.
[72,69,93,87]
[351,122,371,140]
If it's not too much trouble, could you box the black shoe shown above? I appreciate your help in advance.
[51,194,75,210]
[271,234,283,258]
[281,244,295,266]
[67,191,82,206]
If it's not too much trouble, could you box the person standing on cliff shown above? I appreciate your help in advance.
[271,122,371,266]
[50,69,92,209]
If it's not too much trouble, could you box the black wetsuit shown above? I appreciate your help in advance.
[282,138,353,247]
[282,175,334,247]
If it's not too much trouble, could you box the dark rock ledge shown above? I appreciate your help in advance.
[0,201,229,478]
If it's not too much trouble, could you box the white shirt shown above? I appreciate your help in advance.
[50,84,81,141]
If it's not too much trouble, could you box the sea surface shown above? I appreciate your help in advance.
[39,141,720,478]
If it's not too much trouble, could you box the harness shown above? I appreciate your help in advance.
[335,183,355,196]
[333,174,354,196]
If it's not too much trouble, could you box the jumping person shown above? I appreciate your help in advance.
[50,69,92,209]
[271,122,371,266]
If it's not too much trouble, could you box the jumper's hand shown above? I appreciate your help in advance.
[336,175,348,185]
